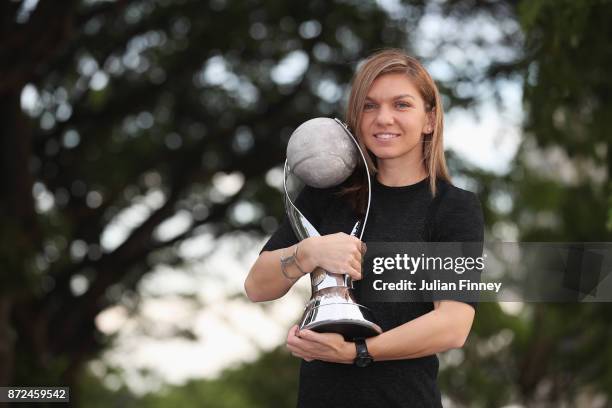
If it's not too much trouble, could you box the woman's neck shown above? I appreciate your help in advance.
[375,159,428,187]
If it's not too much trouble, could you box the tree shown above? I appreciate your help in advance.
[0,0,420,402]
[437,0,612,406]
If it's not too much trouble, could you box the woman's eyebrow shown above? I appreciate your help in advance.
[365,94,416,101]
[393,94,416,100]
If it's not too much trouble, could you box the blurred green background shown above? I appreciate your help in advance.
[1,0,611,407]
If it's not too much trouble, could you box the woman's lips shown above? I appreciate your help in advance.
[373,132,399,140]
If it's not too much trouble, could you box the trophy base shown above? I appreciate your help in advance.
[299,302,383,340]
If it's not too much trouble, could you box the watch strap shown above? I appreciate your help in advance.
[355,338,368,356]
[353,338,373,367]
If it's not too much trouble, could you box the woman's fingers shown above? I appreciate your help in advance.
[336,257,362,280]
[360,242,367,254]
[313,233,368,280]
[287,331,316,362]
[347,257,362,280]
[286,325,299,343]
[339,245,363,279]
[292,352,313,362]
[287,327,308,360]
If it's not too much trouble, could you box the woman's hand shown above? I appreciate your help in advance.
[286,325,355,364]
[300,233,365,280]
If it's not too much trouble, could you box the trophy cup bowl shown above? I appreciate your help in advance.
[284,118,382,340]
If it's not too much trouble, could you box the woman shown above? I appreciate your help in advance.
[245,49,484,408]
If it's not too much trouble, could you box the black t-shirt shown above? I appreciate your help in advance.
[261,176,484,408]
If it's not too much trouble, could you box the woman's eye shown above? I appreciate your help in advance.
[363,103,376,111]
[396,102,411,109]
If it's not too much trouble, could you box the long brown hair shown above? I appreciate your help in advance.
[342,49,451,215]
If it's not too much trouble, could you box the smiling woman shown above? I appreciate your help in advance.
[245,49,484,408]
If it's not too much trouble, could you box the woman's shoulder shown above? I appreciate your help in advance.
[436,180,480,208]
[432,179,484,241]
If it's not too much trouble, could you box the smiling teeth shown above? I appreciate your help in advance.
[375,133,398,139]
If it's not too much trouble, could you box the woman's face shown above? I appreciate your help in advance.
[359,73,432,165]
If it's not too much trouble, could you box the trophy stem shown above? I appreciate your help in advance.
[284,118,382,340]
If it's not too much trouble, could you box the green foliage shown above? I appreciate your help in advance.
[76,368,140,408]
[437,0,612,406]
[139,348,300,408]
[463,0,612,405]
[76,347,299,408]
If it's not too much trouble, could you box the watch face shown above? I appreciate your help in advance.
[356,356,373,368]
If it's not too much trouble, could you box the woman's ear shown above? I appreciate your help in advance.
[424,109,435,134]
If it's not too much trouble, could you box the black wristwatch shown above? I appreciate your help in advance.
[353,338,373,367]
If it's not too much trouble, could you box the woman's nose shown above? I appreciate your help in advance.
[375,105,394,126]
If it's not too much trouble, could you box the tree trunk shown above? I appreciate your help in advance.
[0,86,37,391]
[0,296,14,387]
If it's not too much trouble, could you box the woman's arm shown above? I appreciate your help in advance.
[366,300,475,360]
[244,244,303,302]
[245,233,365,302]
[286,300,474,363]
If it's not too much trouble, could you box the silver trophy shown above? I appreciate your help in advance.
[284,117,382,340]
